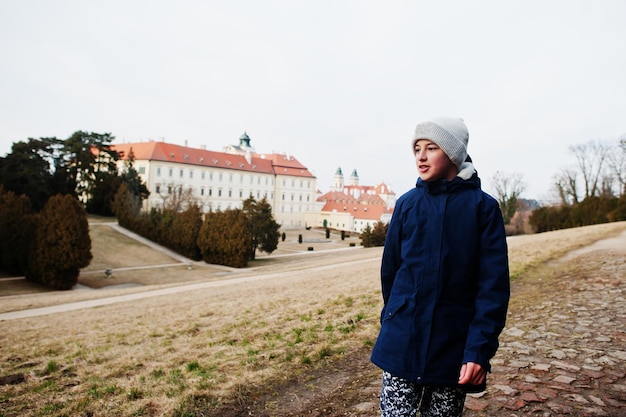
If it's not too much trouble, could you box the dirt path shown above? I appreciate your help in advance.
[213,230,626,417]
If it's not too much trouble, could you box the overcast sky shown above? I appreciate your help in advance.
[1,0,624,202]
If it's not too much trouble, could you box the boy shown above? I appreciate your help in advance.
[370,116,510,416]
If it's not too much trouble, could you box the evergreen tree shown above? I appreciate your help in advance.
[63,131,118,205]
[86,172,122,216]
[120,148,149,204]
[360,224,373,247]
[242,197,280,260]
[112,183,142,229]
[371,221,389,246]
[170,204,203,260]
[361,221,388,247]
[0,138,59,211]
[198,209,251,268]
[0,186,35,275]
[27,194,92,290]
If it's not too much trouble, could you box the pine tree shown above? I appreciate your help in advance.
[27,194,92,290]
[170,204,203,260]
[198,209,251,268]
[360,224,373,247]
[0,186,35,275]
[242,197,280,260]
[112,183,142,229]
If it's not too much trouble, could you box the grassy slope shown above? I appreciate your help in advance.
[0,221,624,416]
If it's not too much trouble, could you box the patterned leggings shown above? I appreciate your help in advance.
[380,372,466,417]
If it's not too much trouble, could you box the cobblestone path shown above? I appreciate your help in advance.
[463,243,626,416]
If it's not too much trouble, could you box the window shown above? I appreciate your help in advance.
[155,185,160,193]
[138,167,145,174]
[157,167,161,176]
[189,170,193,179]
[201,189,204,196]
[179,169,183,178]
[168,168,173,177]
[218,189,222,197]
[209,188,212,196]
[202,171,205,180]
[239,190,243,198]
[228,189,232,197]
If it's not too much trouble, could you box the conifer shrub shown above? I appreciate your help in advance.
[360,221,388,247]
[0,186,36,275]
[197,209,251,268]
[169,204,203,260]
[242,197,280,260]
[27,194,92,290]
[112,183,141,229]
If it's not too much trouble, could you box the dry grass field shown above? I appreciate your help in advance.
[1,220,625,416]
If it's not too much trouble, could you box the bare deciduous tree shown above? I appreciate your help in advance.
[553,168,579,205]
[606,135,626,197]
[554,139,619,204]
[491,171,526,224]
[158,184,200,212]
[569,139,611,199]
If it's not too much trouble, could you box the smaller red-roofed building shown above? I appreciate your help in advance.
[307,167,395,233]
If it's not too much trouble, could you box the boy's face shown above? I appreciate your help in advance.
[414,139,458,182]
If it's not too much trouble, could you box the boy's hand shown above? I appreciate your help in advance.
[458,362,486,385]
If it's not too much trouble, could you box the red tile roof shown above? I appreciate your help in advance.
[111,142,315,178]
[318,190,386,205]
[321,201,392,221]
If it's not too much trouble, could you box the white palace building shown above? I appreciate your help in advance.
[112,133,395,232]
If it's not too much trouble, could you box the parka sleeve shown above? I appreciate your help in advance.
[463,197,510,370]
[380,198,404,305]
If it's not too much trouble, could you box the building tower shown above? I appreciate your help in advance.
[332,167,344,191]
[349,169,359,186]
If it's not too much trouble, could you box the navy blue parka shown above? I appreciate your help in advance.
[370,164,510,392]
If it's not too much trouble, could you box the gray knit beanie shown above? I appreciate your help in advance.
[411,116,469,170]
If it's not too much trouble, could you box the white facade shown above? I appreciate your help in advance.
[113,140,317,229]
